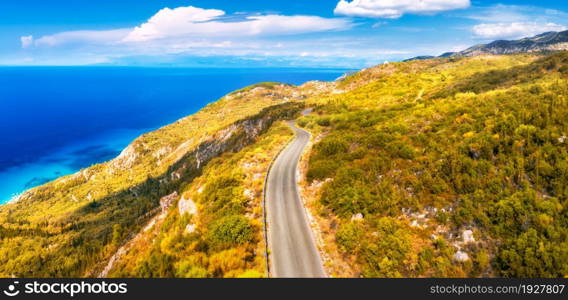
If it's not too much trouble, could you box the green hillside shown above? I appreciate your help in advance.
[300,52,568,277]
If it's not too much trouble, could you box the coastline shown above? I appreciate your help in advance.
[0,68,349,205]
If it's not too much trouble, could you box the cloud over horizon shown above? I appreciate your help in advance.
[334,0,471,19]
[473,22,567,40]
[23,6,351,48]
[10,1,568,67]
[123,6,350,42]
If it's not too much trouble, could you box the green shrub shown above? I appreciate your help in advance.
[387,142,416,159]
[316,138,349,156]
[306,159,340,181]
[209,215,254,247]
[336,222,365,252]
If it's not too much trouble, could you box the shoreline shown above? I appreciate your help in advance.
[0,69,350,205]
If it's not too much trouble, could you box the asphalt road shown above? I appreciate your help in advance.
[266,121,326,278]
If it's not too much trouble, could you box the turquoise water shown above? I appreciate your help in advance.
[0,67,347,203]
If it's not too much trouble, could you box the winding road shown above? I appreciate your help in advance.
[266,121,326,278]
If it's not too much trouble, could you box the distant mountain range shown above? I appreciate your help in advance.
[405,30,568,61]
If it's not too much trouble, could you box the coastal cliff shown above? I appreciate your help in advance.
[0,82,313,277]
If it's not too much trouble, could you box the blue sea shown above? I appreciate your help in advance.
[0,67,347,204]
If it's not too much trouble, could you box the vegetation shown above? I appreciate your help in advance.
[107,122,294,278]
[301,52,568,277]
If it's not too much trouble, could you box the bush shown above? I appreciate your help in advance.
[316,116,331,127]
[365,132,395,148]
[387,142,416,159]
[306,159,340,181]
[336,222,365,252]
[209,216,255,247]
[316,138,349,156]
[200,176,246,216]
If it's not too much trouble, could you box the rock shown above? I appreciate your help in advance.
[143,219,156,232]
[453,250,470,262]
[170,171,181,180]
[243,189,255,200]
[111,144,138,170]
[160,191,178,212]
[462,230,475,243]
[468,148,481,159]
[185,224,196,234]
[153,146,171,160]
[410,220,420,227]
[178,196,197,216]
[351,213,364,221]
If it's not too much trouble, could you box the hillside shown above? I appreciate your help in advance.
[1,51,568,278]
[299,52,568,277]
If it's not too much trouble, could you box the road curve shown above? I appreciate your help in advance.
[266,121,326,278]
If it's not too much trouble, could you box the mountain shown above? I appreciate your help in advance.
[1,51,568,278]
[403,55,436,62]
[404,30,568,62]
[457,30,568,56]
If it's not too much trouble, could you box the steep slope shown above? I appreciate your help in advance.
[106,122,297,278]
[299,52,568,277]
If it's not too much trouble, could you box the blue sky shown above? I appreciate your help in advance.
[2,0,568,67]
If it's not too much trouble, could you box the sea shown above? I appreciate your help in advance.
[0,67,348,204]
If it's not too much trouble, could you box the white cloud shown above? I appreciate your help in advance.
[123,6,350,42]
[34,29,130,47]
[29,6,350,49]
[466,4,568,23]
[20,35,33,48]
[472,22,567,40]
[334,0,470,19]
[15,5,413,67]
[466,5,530,23]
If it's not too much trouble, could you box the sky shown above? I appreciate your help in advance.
[1,0,568,68]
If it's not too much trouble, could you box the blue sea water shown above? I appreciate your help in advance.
[0,67,347,204]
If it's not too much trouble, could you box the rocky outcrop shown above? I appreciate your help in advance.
[453,250,470,262]
[110,144,138,170]
[178,196,197,216]
[160,191,178,212]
